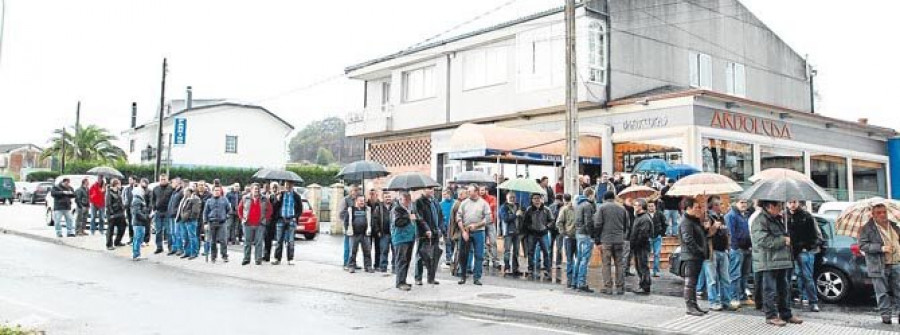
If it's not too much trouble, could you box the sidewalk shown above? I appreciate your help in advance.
[1,210,896,335]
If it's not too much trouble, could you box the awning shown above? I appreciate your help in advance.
[447,123,602,165]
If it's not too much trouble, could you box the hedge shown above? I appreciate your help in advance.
[26,171,61,182]
[58,162,340,187]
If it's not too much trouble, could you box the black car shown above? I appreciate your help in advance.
[669,214,873,303]
[21,182,53,204]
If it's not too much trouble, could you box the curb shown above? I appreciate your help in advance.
[2,227,686,335]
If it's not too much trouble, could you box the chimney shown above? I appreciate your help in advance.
[130,102,137,128]
[858,118,869,125]
[186,86,193,110]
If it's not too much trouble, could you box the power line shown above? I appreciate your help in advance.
[409,0,519,49]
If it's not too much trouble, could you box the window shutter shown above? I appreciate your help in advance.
[689,52,699,87]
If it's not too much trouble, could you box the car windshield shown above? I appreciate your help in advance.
[302,200,312,212]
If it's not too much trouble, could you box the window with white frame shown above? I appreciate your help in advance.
[587,21,607,84]
[517,23,565,91]
[402,66,435,102]
[463,46,508,90]
[225,135,238,154]
[689,51,712,89]
[380,81,391,107]
[726,62,746,97]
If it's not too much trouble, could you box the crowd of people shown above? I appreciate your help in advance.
[49,174,305,266]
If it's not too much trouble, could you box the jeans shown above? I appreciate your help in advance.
[485,223,500,266]
[76,207,88,233]
[208,224,228,260]
[132,226,146,259]
[377,235,392,271]
[414,238,441,282]
[795,251,818,304]
[601,243,626,291]
[704,250,733,306]
[184,220,198,257]
[153,215,169,252]
[394,242,414,287]
[176,221,188,252]
[553,232,565,269]
[574,234,593,288]
[90,206,106,234]
[243,225,265,262]
[531,232,551,277]
[874,265,900,317]
[444,234,455,264]
[53,210,75,236]
[169,218,181,252]
[651,236,662,275]
[762,269,793,320]
[697,265,708,292]
[503,233,520,273]
[470,230,486,280]
[349,234,372,270]
[664,210,680,236]
[524,234,535,273]
[343,235,350,267]
[273,218,296,261]
[729,249,752,301]
[263,221,276,261]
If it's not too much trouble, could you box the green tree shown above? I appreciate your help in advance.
[41,125,127,164]
[315,147,335,166]
[289,117,346,163]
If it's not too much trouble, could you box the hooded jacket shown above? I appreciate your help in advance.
[725,206,752,250]
[130,195,151,227]
[574,196,596,236]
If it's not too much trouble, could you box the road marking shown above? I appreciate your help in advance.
[0,295,71,319]
[459,316,589,335]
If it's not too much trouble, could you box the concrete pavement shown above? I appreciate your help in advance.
[1,203,896,335]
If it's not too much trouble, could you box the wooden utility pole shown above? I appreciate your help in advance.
[59,126,66,174]
[155,58,167,178]
[74,101,80,161]
[564,0,579,195]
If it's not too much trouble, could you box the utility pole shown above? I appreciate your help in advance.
[564,0,580,195]
[59,126,66,174]
[155,58,167,178]
[74,101,80,161]
[808,66,817,114]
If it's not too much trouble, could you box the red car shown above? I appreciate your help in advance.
[295,199,319,240]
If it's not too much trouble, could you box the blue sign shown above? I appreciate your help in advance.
[174,118,187,146]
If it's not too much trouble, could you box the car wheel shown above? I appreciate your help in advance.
[304,233,317,241]
[46,208,55,226]
[816,267,851,303]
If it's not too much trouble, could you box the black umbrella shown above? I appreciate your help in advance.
[336,160,390,181]
[384,173,439,191]
[739,177,836,202]
[453,171,495,186]
[87,166,124,180]
[252,168,304,183]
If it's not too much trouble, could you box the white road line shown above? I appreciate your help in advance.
[459,316,590,335]
[0,295,70,319]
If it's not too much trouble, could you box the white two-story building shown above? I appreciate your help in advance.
[345,0,897,200]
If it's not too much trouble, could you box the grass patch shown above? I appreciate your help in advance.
[0,324,43,335]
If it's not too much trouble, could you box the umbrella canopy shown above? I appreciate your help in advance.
[252,168,304,183]
[617,185,659,200]
[666,173,743,196]
[835,198,900,237]
[336,160,390,181]
[739,177,836,202]
[384,173,439,191]
[667,164,701,180]
[498,178,545,194]
[86,166,124,180]
[633,159,669,174]
[453,171,495,185]
[749,168,809,183]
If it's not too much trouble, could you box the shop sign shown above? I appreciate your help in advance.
[622,116,669,131]
[710,110,792,139]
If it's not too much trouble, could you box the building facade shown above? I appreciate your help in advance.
[122,102,294,169]
[0,144,51,180]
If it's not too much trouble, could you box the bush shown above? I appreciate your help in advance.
[59,162,340,187]
[26,171,60,182]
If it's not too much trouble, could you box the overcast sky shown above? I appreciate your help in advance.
[0,0,897,147]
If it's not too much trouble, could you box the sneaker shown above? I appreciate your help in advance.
[473,280,482,286]
[785,316,803,325]
[287,260,294,266]
[577,286,595,293]
[398,284,412,291]
[154,249,163,255]
[709,304,723,311]
[728,301,741,311]
[107,246,115,251]
[458,279,466,285]
[415,280,423,286]
[810,304,820,312]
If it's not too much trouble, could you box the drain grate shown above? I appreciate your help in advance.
[476,293,515,300]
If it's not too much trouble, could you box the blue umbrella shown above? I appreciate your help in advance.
[633,159,670,174]
[667,164,701,180]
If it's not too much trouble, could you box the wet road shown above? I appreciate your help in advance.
[0,233,601,335]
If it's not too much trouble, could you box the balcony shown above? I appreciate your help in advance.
[345,105,394,137]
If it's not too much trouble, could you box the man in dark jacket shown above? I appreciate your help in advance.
[786,200,822,312]
[753,200,802,327]
[704,196,736,312]
[630,199,653,294]
[75,179,90,236]
[149,174,175,254]
[226,183,242,245]
[680,197,709,317]
[346,195,374,273]
[105,179,128,250]
[340,185,360,270]
[204,185,232,263]
[51,178,77,238]
[499,192,521,276]
[725,199,753,306]
[648,201,667,277]
[272,181,303,265]
[177,187,203,260]
[859,203,900,324]
[524,193,553,281]
[594,191,630,294]
[414,188,442,285]
[123,176,136,243]
[131,187,151,261]
[371,191,394,272]
[573,188,596,292]
[166,178,184,256]
[660,179,681,236]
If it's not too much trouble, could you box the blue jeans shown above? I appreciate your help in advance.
[378,235,392,270]
[153,215,169,251]
[90,206,106,234]
[171,220,182,252]
[796,251,818,304]
[563,236,576,285]
[762,269,793,320]
[184,220,198,257]
[53,210,75,236]
[274,219,296,261]
[664,210,680,236]
[574,234,593,288]
[471,230,485,280]
[444,235,455,264]
[651,236,662,275]
[531,232,551,277]
[729,249,751,300]
[132,226,146,259]
[705,250,733,306]
[343,235,350,267]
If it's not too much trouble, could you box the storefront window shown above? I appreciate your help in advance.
[810,154,848,201]
[702,138,753,186]
[760,146,804,173]
[852,159,887,200]
[613,137,686,173]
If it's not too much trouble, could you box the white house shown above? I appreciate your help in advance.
[122,102,294,169]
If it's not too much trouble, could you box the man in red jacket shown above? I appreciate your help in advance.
[237,184,272,266]
[88,179,107,235]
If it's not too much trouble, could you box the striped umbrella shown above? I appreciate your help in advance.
[617,185,659,200]
[835,198,900,238]
[666,173,743,196]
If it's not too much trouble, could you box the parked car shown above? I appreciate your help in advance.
[21,181,53,204]
[817,201,854,221]
[295,199,319,240]
[14,181,33,202]
[0,176,15,204]
[45,175,99,226]
[669,214,873,303]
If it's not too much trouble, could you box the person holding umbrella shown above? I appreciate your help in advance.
[858,203,900,324]
[680,197,709,317]
[752,200,802,327]
[413,188,442,285]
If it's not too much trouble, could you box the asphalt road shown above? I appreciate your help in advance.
[0,233,602,335]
